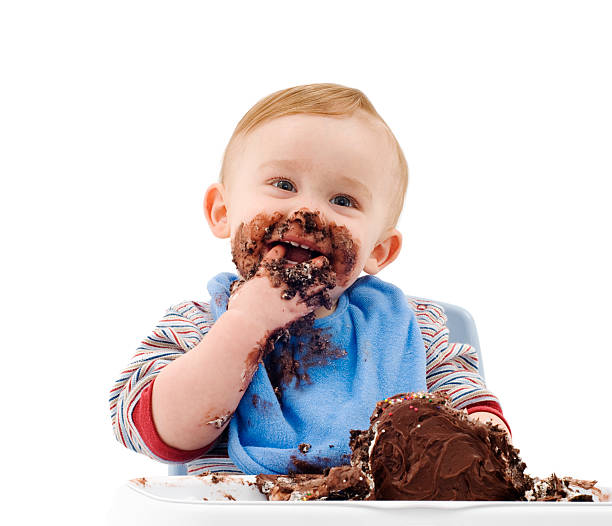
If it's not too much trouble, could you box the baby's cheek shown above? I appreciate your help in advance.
[328,224,360,287]
[231,212,285,279]
[231,223,260,279]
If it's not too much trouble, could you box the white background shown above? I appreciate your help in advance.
[2,0,611,522]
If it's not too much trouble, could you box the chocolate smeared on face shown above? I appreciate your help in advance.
[231,210,359,286]
[231,211,284,281]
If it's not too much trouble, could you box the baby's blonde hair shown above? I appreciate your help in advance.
[219,83,409,228]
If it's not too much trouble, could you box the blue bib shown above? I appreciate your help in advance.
[207,272,426,475]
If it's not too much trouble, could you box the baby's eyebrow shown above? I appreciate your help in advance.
[258,159,306,171]
[334,174,372,202]
[258,159,372,201]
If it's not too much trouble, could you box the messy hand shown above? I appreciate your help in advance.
[467,411,512,444]
[227,244,335,330]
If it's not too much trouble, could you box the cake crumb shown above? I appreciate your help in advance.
[207,411,233,429]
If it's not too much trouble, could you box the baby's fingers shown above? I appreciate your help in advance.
[297,257,336,308]
[262,243,286,262]
[309,254,329,268]
[297,282,328,302]
[254,243,286,280]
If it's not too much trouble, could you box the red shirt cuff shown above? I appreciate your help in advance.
[131,379,216,462]
[465,400,512,437]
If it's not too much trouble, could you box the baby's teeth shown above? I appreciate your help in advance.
[287,240,314,251]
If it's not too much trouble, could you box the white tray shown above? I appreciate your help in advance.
[107,475,612,526]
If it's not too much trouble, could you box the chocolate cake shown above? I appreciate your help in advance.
[349,392,529,500]
[255,392,607,502]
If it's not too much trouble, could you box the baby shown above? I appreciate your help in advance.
[110,83,510,476]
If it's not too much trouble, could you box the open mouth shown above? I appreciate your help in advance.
[267,240,326,265]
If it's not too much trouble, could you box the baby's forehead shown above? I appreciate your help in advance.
[241,111,394,159]
[257,127,392,168]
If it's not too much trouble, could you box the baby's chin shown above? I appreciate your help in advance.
[324,268,365,301]
[311,271,366,319]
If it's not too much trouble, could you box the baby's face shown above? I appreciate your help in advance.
[211,110,401,304]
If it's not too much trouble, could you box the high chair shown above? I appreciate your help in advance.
[167,297,483,476]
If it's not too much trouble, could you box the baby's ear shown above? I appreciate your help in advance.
[204,183,230,239]
[363,228,402,275]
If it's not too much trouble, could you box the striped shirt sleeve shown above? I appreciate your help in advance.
[409,299,506,414]
[108,301,214,462]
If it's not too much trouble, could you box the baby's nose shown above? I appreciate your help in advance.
[287,207,327,231]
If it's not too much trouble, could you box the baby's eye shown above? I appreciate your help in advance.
[271,179,296,192]
[330,195,356,208]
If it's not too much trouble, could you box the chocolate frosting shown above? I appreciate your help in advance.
[364,393,530,500]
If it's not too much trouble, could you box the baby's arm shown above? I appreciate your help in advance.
[427,337,512,439]
[413,300,512,441]
[151,245,330,451]
[109,301,211,461]
[150,309,270,450]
